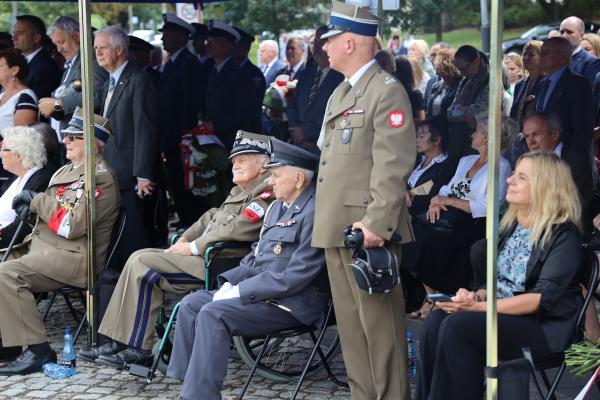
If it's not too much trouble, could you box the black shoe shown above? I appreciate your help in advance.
[79,341,125,363]
[96,348,153,370]
[0,346,22,362]
[0,348,56,375]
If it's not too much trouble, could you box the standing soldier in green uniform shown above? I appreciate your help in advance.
[80,132,275,368]
[312,2,417,399]
[0,108,120,375]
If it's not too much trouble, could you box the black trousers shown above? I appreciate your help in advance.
[417,309,552,400]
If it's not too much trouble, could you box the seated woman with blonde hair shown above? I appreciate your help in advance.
[0,126,52,248]
[417,152,584,400]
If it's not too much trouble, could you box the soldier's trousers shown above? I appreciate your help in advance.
[98,248,205,350]
[166,290,298,400]
[0,260,73,347]
[325,247,410,400]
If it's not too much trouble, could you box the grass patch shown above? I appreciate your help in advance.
[416,27,525,49]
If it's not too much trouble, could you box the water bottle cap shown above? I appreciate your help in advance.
[407,331,414,338]
[65,328,72,334]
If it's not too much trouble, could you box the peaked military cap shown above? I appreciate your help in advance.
[207,20,241,43]
[61,107,113,143]
[229,131,271,159]
[128,35,153,53]
[191,23,209,39]
[265,138,319,171]
[233,26,254,46]
[321,0,380,39]
[159,13,195,36]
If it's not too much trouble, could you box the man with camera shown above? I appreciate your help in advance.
[166,139,329,400]
[312,2,417,399]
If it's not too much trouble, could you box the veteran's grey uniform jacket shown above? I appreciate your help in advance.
[219,183,329,326]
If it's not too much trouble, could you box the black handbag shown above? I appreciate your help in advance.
[414,206,472,233]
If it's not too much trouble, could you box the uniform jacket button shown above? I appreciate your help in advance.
[387,227,393,232]
[321,160,326,165]
[363,199,368,205]
[329,122,335,129]
[325,142,330,147]
[250,295,256,300]
[318,177,323,182]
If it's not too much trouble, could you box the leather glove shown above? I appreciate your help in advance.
[12,190,37,221]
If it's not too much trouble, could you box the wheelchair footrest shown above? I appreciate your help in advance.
[129,363,155,383]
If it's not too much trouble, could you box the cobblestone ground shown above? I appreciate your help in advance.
[0,294,598,399]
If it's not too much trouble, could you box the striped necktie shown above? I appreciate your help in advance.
[308,68,323,107]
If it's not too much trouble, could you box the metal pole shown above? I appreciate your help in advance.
[128,5,134,32]
[485,0,503,397]
[480,0,490,53]
[77,0,98,347]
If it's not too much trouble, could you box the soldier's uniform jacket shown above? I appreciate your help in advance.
[218,184,329,326]
[312,62,417,248]
[25,155,120,287]
[181,178,274,257]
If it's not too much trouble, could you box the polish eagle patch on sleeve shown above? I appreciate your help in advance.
[241,202,266,222]
[389,110,405,128]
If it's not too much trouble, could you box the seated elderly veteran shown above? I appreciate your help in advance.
[0,108,120,375]
[166,139,329,400]
[0,126,54,248]
[82,132,275,368]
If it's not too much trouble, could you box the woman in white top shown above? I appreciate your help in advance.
[0,49,39,132]
[409,113,511,304]
[0,126,50,248]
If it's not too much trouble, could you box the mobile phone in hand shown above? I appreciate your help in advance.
[427,293,453,302]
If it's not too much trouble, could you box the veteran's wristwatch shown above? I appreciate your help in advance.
[53,99,62,112]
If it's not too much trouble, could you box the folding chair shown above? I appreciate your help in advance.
[41,208,127,345]
[523,245,599,400]
[237,298,347,400]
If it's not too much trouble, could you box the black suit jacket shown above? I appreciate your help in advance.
[158,48,204,152]
[97,62,158,190]
[275,61,305,81]
[205,57,262,149]
[472,222,583,353]
[240,59,267,122]
[562,148,593,234]
[0,166,55,248]
[570,49,600,84]
[535,67,594,158]
[287,63,344,143]
[510,75,544,127]
[593,72,600,126]
[408,157,457,217]
[25,48,61,100]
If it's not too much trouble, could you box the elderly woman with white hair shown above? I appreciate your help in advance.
[0,126,52,248]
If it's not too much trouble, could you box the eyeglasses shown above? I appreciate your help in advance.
[0,148,11,153]
[65,136,83,142]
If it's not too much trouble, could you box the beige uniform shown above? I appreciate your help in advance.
[98,179,274,350]
[312,62,416,400]
[0,156,120,347]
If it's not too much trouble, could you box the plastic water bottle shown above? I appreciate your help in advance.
[42,362,77,379]
[61,328,76,368]
[407,331,417,381]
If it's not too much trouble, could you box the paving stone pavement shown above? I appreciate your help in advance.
[0,293,599,399]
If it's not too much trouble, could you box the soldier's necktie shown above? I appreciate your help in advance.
[307,68,323,107]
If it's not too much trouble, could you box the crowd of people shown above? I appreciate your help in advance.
[0,1,596,399]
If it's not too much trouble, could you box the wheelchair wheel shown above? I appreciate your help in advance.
[152,339,172,375]
[233,324,341,383]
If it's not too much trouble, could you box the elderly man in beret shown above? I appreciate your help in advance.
[80,132,275,369]
[166,138,329,400]
[0,107,120,375]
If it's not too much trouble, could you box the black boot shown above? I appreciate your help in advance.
[79,340,125,362]
[97,348,153,370]
[0,347,56,375]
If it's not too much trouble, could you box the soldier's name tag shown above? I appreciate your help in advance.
[273,243,283,255]
[341,128,353,144]
[276,219,296,227]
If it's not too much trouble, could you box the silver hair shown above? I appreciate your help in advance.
[260,40,279,54]
[96,138,105,152]
[2,126,47,169]
[95,25,129,56]
[290,165,314,183]
[48,16,79,37]
[475,112,516,151]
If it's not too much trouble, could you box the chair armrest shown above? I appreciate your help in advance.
[170,233,183,246]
